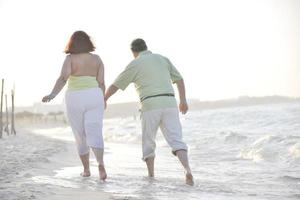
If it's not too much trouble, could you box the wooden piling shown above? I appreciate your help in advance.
[5,94,9,135]
[0,79,4,138]
[11,88,16,135]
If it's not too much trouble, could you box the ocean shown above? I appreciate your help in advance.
[32,102,300,200]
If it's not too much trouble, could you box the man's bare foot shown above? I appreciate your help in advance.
[98,165,107,181]
[186,173,194,186]
[145,157,154,178]
[148,173,154,178]
[80,170,91,177]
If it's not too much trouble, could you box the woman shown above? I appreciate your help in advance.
[42,31,107,180]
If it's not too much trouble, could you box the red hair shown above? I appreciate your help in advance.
[64,31,95,54]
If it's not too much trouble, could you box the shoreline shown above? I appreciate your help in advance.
[0,128,112,200]
[2,102,299,200]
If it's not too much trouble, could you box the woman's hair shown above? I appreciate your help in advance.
[64,31,95,54]
[131,38,147,52]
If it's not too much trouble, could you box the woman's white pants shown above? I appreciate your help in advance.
[65,87,104,155]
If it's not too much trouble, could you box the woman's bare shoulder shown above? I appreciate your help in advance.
[90,53,103,64]
[90,53,101,59]
[63,54,72,63]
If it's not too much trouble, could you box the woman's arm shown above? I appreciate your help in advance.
[42,56,72,102]
[96,55,105,94]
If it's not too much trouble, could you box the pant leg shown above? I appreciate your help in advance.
[84,107,104,149]
[83,88,105,149]
[141,109,162,161]
[65,92,89,155]
[159,108,188,155]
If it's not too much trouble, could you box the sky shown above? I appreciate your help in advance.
[0,0,299,107]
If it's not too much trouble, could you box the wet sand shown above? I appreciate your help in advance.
[0,129,111,200]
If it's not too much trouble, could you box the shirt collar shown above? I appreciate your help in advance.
[138,50,152,56]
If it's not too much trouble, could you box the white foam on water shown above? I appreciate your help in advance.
[289,143,300,159]
[32,126,75,142]
[238,135,283,162]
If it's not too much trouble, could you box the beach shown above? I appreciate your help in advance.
[1,102,300,200]
[0,128,111,200]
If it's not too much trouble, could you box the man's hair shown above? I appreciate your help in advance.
[64,31,95,54]
[131,38,147,52]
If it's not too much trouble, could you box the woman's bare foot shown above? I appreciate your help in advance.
[98,165,107,181]
[186,173,194,186]
[80,170,91,177]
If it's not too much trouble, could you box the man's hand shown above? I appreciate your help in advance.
[179,101,188,114]
[104,85,119,103]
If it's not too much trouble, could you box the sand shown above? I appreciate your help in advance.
[0,128,111,200]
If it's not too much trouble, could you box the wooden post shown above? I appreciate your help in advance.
[0,79,4,138]
[11,88,16,135]
[4,94,9,135]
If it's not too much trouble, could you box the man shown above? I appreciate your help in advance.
[105,39,194,186]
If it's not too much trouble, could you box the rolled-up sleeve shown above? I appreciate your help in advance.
[165,58,183,83]
[113,63,137,90]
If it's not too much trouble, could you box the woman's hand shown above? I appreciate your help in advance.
[104,100,107,110]
[42,94,54,103]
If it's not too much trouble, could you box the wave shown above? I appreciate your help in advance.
[239,135,300,162]
[221,131,248,143]
[238,135,280,162]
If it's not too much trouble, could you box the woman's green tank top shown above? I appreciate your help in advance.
[67,75,98,91]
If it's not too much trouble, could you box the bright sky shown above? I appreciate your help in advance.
[0,0,299,106]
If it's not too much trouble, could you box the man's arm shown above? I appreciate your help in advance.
[175,79,188,114]
[105,62,136,102]
[104,85,119,101]
[164,56,188,114]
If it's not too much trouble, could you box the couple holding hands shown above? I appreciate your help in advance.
[42,31,194,186]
